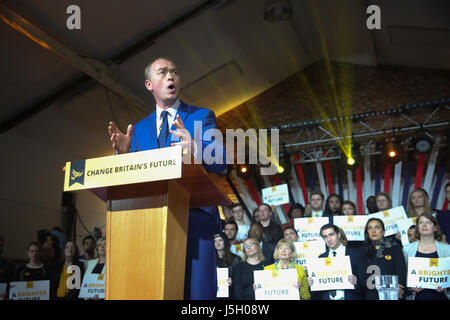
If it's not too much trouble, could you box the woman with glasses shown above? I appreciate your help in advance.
[232,238,266,300]
[403,213,450,300]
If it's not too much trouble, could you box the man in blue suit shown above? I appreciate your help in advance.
[308,224,362,300]
[108,57,226,299]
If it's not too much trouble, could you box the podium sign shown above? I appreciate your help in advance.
[64,146,182,191]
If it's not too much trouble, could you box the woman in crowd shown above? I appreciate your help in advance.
[342,200,357,216]
[85,237,106,275]
[14,241,50,281]
[50,240,85,300]
[232,238,266,300]
[407,188,435,218]
[214,232,241,299]
[375,192,401,246]
[403,213,450,300]
[324,194,343,216]
[358,218,407,300]
[264,239,310,300]
[288,203,305,222]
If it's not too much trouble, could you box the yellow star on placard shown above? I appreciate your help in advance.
[308,217,314,224]
[324,258,332,267]
[303,242,309,250]
[98,274,105,281]
[272,270,279,279]
[272,186,277,192]
[347,216,354,223]
[383,210,390,218]
[26,281,33,289]
[430,258,439,267]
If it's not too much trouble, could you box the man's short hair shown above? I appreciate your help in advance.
[144,56,175,80]
[82,235,96,245]
[310,190,324,200]
[283,226,298,236]
[319,224,340,237]
[224,220,238,232]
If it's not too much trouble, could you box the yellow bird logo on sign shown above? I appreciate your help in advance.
[303,242,309,250]
[71,169,83,180]
[383,210,390,218]
[429,258,439,267]
[97,274,105,281]
[347,216,354,223]
[324,258,332,267]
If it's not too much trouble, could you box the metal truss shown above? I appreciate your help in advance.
[275,99,450,160]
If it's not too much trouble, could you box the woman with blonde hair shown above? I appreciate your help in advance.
[263,239,310,300]
[232,238,266,300]
[406,188,434,218]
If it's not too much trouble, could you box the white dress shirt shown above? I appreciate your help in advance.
[328,243,346,300]
[156,99,180,137]
[312,210,323,217]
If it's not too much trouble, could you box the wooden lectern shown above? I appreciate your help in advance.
[63,147,230,300]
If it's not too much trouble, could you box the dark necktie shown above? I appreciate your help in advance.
[330,251,337,299]
[158,110,169,148]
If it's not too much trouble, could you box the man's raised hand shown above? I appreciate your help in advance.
[108,121,132,154]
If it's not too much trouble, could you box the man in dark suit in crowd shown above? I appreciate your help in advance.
[108,57,226,299]
[308,224,362,300]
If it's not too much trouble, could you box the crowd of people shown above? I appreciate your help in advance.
[216,183,450,300]
[1,183,449,300]
[0,231,106,300]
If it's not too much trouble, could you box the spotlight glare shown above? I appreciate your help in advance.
[388,150,396,158]
[347,157,355,165]
[277,166,285,174]
[241,166,247,173]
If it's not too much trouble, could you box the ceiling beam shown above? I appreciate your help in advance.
[0,0,220,133]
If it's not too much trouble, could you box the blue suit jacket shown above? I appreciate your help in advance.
[130,101,226,221]
[312,246,362,300]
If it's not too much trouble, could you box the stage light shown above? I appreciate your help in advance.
[381,140,403,164]
[277,165,285,174]
[237,164,256,180]
[340,143,362,170]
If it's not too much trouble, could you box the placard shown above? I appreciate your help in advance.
[254,269,300,300]
[294,217,330,241]
[307,256,354,291]
[79,273,105,299]
[64,145,182,191]
[370,206,408,236]
[261,184,289,206]
[217,267,229,298]
[407,257,450,289]
[0,283,7,300]
[396,218,417,245]
[333,215,369,241]
[293,240,326,267]
[9,280,50,300]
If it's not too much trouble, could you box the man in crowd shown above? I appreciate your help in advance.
[308,224,361,300]
[257,203,283,245]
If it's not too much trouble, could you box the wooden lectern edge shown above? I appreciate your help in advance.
[82,162,231,207]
